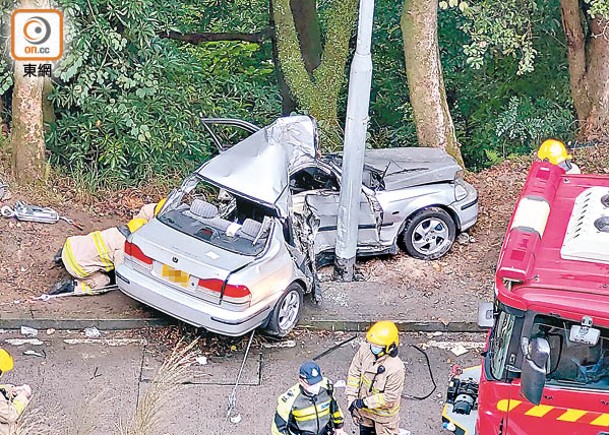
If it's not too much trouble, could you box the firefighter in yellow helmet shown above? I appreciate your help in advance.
[0,349,32,433]
[538,139,580,174]
[50,201,164,296]
[346,321,405,435]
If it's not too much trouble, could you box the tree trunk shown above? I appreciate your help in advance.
[291,0,322,75]
[560,0,609,141]
[10,61,45,181]
[270,0,297,115]
[580,16,609,140]
[401,0,464,166]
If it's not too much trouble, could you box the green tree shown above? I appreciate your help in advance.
[447,0,609,142]
[402,0,464,165]
[272,0,358,148]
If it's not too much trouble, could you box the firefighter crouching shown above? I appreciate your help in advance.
[272,361,346,435]
[51,200,165,295]
[537,139,581,174]
[346,321,405,435]
[0,349,32,434]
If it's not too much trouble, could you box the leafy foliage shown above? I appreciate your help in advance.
[272,0,358,149]
[2,0,280,186]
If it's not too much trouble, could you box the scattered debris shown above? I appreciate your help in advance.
[421,340,485,352]
[195,356,208,366]
[20,326,38,337]
[450,345,469,357]
[399,430,412,435]
[229,414,242,424]
[23,350,45,358]
[334,380,346,388]
[6,338,44,346]
[83,326,102,338]
[261,340,296,349]
[46,328,56,335]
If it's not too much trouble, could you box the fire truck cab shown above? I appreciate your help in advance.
[443,159,609,435]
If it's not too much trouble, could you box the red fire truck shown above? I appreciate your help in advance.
[442,158,609,434]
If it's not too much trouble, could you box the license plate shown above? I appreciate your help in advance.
[161,264,190,288]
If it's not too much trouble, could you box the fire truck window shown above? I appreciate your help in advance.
[531,316,609,391]
[490,311,516,380]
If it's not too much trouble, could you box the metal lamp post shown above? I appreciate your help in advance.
[335,0,375,281]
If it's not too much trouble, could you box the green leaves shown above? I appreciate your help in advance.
[45,0,280,187]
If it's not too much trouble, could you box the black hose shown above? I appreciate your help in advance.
[313,335,359,361]
[402,344,437,401]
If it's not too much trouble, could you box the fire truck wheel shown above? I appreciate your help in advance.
[401,207,456,260]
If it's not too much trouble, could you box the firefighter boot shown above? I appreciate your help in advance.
[48,278,74,295]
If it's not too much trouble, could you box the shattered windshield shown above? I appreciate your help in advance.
[157,177,274,256]
[531,315,609,391]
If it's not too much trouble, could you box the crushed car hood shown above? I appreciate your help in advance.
[198,116,318,215]
[363,147,461,190]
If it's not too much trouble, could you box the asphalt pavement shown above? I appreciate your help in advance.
[1,328,485,435]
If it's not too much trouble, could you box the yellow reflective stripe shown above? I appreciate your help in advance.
[332,411,342,418]
[92,232,113,271]
[497,399,522,412]
[12,399,25,415]
[525,404,554,418]
[292,401,331,417]
[366,406,399,417]
[371,393,386,406]
[557,409,587,422]
[293,409,330,421]
[63,240,87,278]
[591,414,609,427]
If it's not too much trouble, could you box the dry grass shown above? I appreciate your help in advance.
[118,340,197,435]
[5,406,53,435]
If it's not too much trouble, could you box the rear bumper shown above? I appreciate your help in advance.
[450,181,478,232]
[116,264,275,337]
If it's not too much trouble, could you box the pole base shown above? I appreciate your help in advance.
[334,256,356,282]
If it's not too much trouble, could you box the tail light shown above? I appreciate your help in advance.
[125,240,153,268]
[196,278,251,306]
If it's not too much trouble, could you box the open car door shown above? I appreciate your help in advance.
[201,118,261,153]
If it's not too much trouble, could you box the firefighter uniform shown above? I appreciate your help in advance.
[0,349,31,434]
[346,322,405,435]
[0,384,30,435]
[56,201,166,294]
[61,226,131,294]
[272,361,345,435]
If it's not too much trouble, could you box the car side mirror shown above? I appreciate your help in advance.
[520,336,550,405]
[478,302,494,328]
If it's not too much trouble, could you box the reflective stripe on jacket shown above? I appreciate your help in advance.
[0,384,30,434]
[62,227,126,278]
[345,343,405,424]
[272,378,344,435]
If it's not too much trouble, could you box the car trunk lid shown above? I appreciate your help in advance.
[127,219,253,305]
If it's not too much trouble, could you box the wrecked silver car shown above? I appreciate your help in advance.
[116,116,478,337]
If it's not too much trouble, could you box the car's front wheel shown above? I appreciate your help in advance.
[263,283,304,338]
[401,207,456,260]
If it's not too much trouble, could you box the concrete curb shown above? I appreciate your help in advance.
[0,317,174,330]
[0,316,482,333]
[300,319,482,333]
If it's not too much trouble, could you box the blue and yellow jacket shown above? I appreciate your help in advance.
[272,378,344,435]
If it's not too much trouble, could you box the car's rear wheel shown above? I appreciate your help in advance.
[401,207,456,260]
[263,283,304,338]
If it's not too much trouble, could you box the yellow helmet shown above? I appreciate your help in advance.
[127,217,147,233]
[154,198,167,216]
[0,349,14,374]
[538,139,572,165]
[366,321,399,354]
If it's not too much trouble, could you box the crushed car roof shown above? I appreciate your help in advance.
[198,116,318,214]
